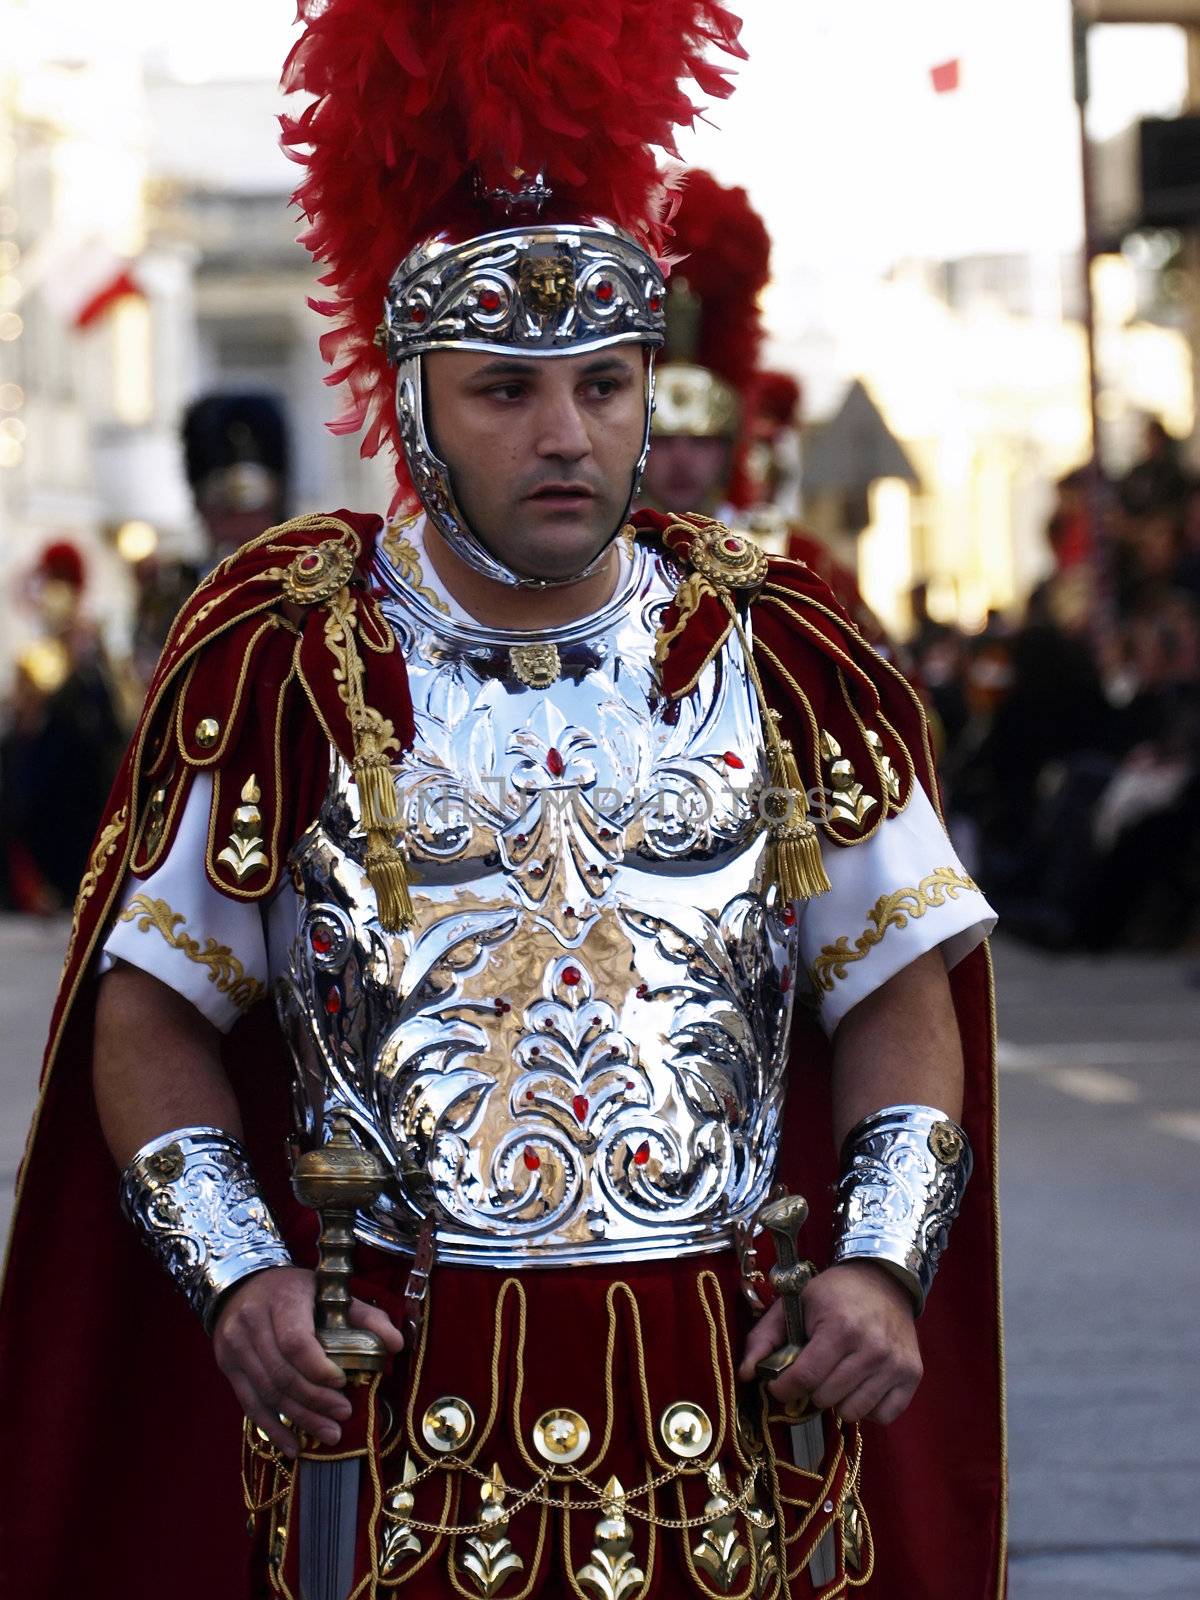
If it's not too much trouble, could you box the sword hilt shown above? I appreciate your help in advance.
[292,1116,389,1379]
[755,1193,816,1383]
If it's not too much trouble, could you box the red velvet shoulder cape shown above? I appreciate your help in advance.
[0,511,1005,1598]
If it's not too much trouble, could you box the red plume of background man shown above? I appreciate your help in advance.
[666,167,771,395]
[281,0,745,470]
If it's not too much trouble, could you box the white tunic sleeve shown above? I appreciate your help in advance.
[96,773,270,1033]
[797,780,996,1037]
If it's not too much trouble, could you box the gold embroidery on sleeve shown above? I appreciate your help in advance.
[382,522,450,615]
[810,867,979,995]
[118,891,266,1011]
[61,806,129,976]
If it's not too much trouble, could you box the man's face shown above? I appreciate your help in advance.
[640,434,732,512]
[421,345,647,583]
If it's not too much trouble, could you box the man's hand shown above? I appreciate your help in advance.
[213,1266,405,1458]
[738,1261,922,1426]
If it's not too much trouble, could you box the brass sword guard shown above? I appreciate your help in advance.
[292,1116,388,1379]
[755,1194,817,1384]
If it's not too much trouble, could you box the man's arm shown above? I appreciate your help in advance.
[94,962,403,1457]
[738,946,963,1424]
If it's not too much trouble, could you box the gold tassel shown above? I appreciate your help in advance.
[354,750,401,831]
[764,739,832,901]
[365,836,414,932]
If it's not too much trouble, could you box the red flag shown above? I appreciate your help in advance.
[73,268,143,330]
[930,58,961,94]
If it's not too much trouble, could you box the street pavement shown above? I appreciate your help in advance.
[0,916,1197,1596]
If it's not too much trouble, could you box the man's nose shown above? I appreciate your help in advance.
[535,396,591,461]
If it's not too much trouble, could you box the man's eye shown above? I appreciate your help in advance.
[588,380,619,399]
[486,384,526,401]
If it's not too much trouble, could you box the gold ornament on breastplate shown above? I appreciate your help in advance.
[508,641,562,689]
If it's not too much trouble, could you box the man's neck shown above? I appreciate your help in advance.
[421,523,623,629]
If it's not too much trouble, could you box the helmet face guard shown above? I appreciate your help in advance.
[383,222,666,588]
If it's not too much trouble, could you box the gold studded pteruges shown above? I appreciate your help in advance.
[531,1407,591,1466]
[217,774,270,883]
[660,1402,713,1460]
[576,1477,645,1600]
[422,1397,476,1454]
[459,1464,525,1597]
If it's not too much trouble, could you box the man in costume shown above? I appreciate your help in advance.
[0,5,1006,1598]
[640,172,882,642]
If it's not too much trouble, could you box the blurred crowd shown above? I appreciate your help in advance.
[926,419,1200,954]
[3,406,1199,956]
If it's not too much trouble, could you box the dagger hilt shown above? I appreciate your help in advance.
[754,1193,817,1382]
[291,1116,389,1379]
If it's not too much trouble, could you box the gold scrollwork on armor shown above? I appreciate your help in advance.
[381,520,451,615]
[819,729,877,829]
[691,1463,750,1592]
[281,539,357,606]
[459,1464,525,1597]
[422,1396,476,1454]
[217,774,270,882]
[810,867,980,995]
[576,1477,645,1600]
[532,1407,591,1466]
[380,1453,423,1573]
[508,641,561,690]
[117,892,266,1012]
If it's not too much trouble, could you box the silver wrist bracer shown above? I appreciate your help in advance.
[830,1105,972,1314]
[119,1127,293,1334]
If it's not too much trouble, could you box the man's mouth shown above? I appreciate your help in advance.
[524,483,597,510]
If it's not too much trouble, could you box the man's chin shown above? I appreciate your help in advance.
[503,515,617,582]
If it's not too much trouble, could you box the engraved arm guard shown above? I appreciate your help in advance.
[119,1127,293,1334]
[830,1105,972,1315]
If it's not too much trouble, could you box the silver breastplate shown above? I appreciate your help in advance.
[276,543,800,1266]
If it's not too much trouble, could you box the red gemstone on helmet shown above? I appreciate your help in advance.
[723,752,745,769]
[634,1142,651,1166]
[649,295,662,312]
[410,305,427,324]
[636,983,649,999]
[310,924,334,955]
[562,965,581,987]
[525,1089,535,1101]
[596,280,615,303]
[546,748,565,777]
[572,1094,589,1122]
[478,287,502,312]
[325,987,342,1015]
[523,1147,541,1171]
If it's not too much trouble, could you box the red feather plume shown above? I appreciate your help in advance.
[281,0,745,483]
[665,168,771,395]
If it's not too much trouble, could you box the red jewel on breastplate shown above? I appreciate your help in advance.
[595,280,615,303]
[572,1095,589,1122]
[561,965,581,987]
[523,1147,541,1171]
[782,905,797,927]
[324,987,342,1015]
[310,924,333,955]
[478,288,501,312]
[546,748,565,777]
[649,294,662,312]
[410,304,427,324]
[636,983,649,999]
[723,752,745,769]
[634,1142,651,1166]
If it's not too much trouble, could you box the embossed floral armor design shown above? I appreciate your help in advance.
[276,542,801,1266]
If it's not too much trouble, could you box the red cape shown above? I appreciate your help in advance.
[0,511,1005,1598]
